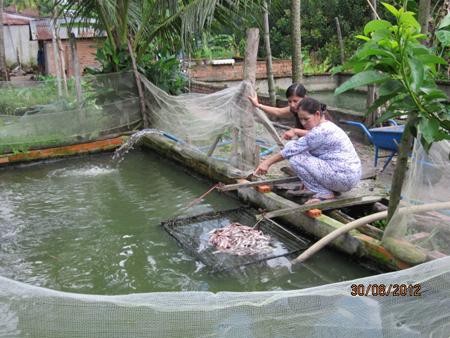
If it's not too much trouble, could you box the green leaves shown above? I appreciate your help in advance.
[337,3,449,152]
[335,70,390,95]
[363,20,392,35]
[436,31,450,47]
[382,2,399,18]
[408,58,424,92]
[438,12,450,30]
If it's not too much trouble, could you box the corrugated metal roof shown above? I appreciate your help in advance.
[2,12,33,26]
[30,18,105,40]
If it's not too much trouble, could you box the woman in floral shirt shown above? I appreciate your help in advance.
[254,97,361,204]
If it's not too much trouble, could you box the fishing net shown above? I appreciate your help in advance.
[1,72,449,336]
[140,75,282,175]
[161,207,310,272]
[0,72,141,154]
[382,139,450,264]
[0,256,448,337]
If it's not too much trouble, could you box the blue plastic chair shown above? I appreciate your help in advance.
[341,119,404,171]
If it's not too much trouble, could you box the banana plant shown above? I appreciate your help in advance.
[335,2,450,221]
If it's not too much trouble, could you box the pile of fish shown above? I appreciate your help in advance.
[208,222,273,256]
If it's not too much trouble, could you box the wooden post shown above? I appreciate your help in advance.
[243,28,259,87]
[241,28,260,169]
[335,17,345,64]
[263,0,276,106]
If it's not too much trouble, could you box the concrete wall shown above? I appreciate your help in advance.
[188,60,348,94]
[44,39,102,76]
[188,60,450,97]
[3,25,38,66]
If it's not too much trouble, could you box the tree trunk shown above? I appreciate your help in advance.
[57,35,69,97]
[335,17,345,64]
[0,0,9,81]
[365,0,379,127]
[69,32,83,120]
[291,0,302,82]
[263,0,276,105]
[418,0,431,35]
[387,112,417,222]
[127,37,147,128]
[51,14,62,97]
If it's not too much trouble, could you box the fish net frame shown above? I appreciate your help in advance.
[161,207,310,272]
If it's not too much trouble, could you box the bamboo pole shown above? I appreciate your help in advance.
[261,195,384,219]
[217,176,299,191]
[291,201,450,265]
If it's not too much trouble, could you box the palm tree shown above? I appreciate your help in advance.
[63,0,262,67]
[291,0,302,82]
[0,0,9,81]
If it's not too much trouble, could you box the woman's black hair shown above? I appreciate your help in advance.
[299,97,327,116]
[285,83,307,98]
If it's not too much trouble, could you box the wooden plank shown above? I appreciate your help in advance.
[217,176,299,191]
[328,209,383,240]
[260,195,385,219]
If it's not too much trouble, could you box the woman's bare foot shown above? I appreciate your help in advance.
[304,194,335,205]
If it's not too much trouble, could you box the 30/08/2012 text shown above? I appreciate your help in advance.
[350,283,422,296]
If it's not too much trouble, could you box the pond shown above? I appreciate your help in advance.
[311,90,367,112]
[0,150,375,295]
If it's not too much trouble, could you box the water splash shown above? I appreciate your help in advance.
[112,129,163,163]
[48,166,117,178]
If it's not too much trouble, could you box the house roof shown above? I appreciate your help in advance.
[4,5,40,18]
[30,18,105,40]
[2,12,34,26]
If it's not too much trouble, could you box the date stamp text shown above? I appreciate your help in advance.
[350,283,422,296]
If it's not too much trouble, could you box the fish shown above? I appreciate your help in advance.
[208,222,273,256]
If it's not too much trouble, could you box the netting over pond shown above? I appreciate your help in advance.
[140,75,282,174]
[383,139,450,264]
[0,256,448,337]
[0,72,449,336]
[0,72,141,153]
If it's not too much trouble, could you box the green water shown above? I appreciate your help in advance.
[311,90,367,112]
[0,150,375,295]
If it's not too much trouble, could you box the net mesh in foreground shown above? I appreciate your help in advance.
[0,256,448,337]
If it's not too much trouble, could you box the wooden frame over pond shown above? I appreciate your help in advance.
[0,133,433,271]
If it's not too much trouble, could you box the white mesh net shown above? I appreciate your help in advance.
[1,73,449,337]
[0,72,141,153]
[383,139,450,264]
[140,76,282,174]
[0,256,449,337]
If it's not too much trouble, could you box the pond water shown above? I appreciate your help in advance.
[311,90,367,112]
[0,150,375,295]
